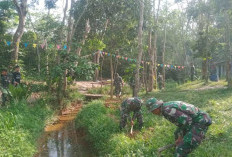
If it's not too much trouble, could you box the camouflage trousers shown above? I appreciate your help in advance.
[114,85,122,96]
[120,110,143,130]
[0,87,11,106]
[158,82,162,90]
[174,124,208,157]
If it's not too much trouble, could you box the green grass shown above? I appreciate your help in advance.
[0,98,53,156]
[175,80,227,91]
[75,80,232,156]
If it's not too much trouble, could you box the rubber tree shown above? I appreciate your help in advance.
[11,0,28,64]
[134,0,144,97]
[148,0,161,92]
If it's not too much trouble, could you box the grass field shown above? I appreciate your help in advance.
[75,80,232,156]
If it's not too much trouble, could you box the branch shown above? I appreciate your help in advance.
[13,0,22,15]
[73,0,89,33]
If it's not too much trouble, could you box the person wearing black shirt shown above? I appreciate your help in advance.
[12,65,21,86]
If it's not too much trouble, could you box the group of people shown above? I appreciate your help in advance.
[120,97,212,157]
[0,65,21,106]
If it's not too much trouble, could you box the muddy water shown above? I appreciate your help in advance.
[36,103,95,157]
[36,121,94,157]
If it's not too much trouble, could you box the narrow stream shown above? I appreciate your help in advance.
[36,121,94,157]
[35,102,95,157]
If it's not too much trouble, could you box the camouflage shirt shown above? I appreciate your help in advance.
[1,74,10,89]
[161,101,211,130]
[121,98,142,111]
[121,98,142,118]
[114,76,123,86]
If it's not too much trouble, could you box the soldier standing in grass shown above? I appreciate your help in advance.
[12,65,21,86]
[0,69,11,106]
[190,63,195,81]
[157,73,163,90]
[120,97,143,130]
[114,73,123,98]
[146,98,212,157]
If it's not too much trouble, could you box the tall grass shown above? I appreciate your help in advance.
[0,99,53,156]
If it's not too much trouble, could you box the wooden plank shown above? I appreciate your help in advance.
[84,94,104,99]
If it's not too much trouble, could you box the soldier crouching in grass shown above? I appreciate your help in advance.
[120,97,143,131]
[145,98,212,157]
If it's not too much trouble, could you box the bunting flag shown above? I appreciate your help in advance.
[0,38,186,70]
[49,44,53,48]
[41,43,45,49]
[7,41,11,46]
[24,43,28,48]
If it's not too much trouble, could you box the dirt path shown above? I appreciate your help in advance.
[72,81,104,94]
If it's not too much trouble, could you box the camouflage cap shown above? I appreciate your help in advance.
[145,98,162,112]
[134,97,143,104]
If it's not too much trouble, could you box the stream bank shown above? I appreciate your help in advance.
[35,102,95,157]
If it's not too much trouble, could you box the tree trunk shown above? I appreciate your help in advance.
[94,51,100,81]
[36,46,41,75]
[11,0,27,64]
[162,20,167,88]
[153,35,158,89]
[228,61,232,88]
[134,0,144,97]
[110,56,114,99]
[63,0,75,92]
[151,0,161,90]
[148,30,154,92]
[76,19,91,56]
[227,23,232,88]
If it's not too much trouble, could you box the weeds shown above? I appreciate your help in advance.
[0,98,53,157]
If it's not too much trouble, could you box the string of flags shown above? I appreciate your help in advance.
[0,40,68,50]
[1,40,185,69]
[88,51,185,70]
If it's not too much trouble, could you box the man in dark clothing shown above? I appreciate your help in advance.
[146,98,212,157]
[120,97,143,130]
[1,69,11,106]
[12,65,21,86]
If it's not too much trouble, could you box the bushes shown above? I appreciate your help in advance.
[0,99,53,157]
[75,100,118,154]
[9,84,31,101]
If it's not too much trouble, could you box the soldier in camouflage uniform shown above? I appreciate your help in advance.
[1,69,11,106]
[146,98,212,157]
[157,73,163,90]
[114,73,123,98]
[120,97,143,130]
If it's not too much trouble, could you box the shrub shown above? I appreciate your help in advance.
[9,84,31,101]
